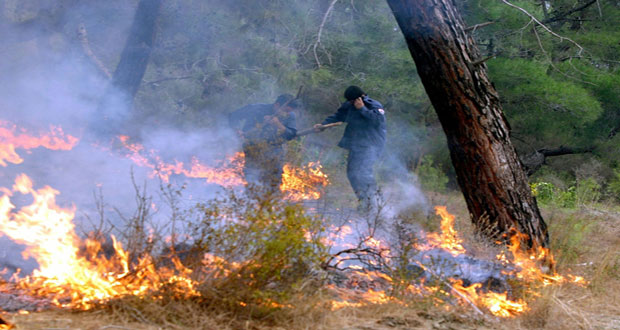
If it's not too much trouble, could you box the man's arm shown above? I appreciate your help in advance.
[228,104,257,130]
[321,104,348,125]
[356,97,385,124]
[280,112,297,140]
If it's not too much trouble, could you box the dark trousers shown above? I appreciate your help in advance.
[346,147,380,206]
[243,143,284,195]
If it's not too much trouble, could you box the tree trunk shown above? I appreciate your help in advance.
[95,0,162,136]
[386,0,550,249]
[109,0,162,101]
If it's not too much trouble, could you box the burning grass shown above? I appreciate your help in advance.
[1,179,606,328]
[0,124,618,328]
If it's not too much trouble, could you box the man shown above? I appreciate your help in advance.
[315,86,386,212]
[228,94,300,194]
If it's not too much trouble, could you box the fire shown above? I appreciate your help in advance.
[323,206,588,318]
[117,135,245,187]
[117,136,329,200]
[280,161,329,201]
[0,174,198,309]
[451,280,527,317]
[498,231,585,286]
[0,120,78,167]
[416,206,466,256]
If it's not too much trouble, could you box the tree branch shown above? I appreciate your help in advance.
[313,0,338,68]
[77,23,112,79]
[464,21,495,32]
[501,0,585,55]
[542,0,598,24]
[521,146,594,176]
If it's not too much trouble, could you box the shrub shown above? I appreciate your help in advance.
[416,155,449,193]
[190,189,328,314]
[606,168,620,201]
[530,181,576,208]
[575,178,601,206]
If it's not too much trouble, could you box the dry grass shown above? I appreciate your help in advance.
[2,193,619,330]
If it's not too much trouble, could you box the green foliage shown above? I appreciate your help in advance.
[191,190,327,313]
[574,177,601,206]
[531,175,603,208]
[606,169,620,201]
[416,155,449,193]
[531,181,576,208]
[488,58,602,145]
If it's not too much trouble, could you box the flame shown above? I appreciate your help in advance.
[499,231,586,287]
[280,162,329,201]
[451,280,527,317]
[117,136,245,186]
[117,136,329,200]
[0,174,198,309]
[416,206,466,256]
[323,206,588,317]
[0,121,78,167]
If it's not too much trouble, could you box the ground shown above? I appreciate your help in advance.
[1,192,619,330]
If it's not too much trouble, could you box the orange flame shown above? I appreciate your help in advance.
[451,280,527,317]
[117,136,245,186]
[498,231,586,286]
[0,121,78,167]
[280,162,329,201]
[117,136,329,200]
[416,206,466,256]
[0,174,198,309]
[324,206,587,317]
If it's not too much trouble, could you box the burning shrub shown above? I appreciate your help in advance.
[189,189,328,315]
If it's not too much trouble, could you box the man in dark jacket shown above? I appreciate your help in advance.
[228,94,300,194]
[315,86,386,211]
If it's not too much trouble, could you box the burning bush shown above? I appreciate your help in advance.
[188,189,329,315]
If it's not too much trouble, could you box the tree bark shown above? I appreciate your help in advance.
[108,0,162,101]
[95,0,162,136]
[386,0,550,249]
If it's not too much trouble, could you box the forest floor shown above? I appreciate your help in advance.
[1,192,619,330]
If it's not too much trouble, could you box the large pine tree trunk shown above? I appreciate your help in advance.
[386,0,550,249]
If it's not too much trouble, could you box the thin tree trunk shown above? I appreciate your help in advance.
[95,0,162,136]
[108,0,162,101]
[386,0,550,250]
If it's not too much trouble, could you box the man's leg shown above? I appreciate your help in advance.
[243,145,264,192]
[347,148,379,210]
[257,149,284,196]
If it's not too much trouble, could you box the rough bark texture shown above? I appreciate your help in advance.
[109,0,163,101]
[386,0,549,248]
[95,0,162,136]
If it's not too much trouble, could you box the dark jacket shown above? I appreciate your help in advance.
[228,103,297,146]
[321,96,386,150]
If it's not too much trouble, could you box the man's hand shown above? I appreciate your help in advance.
[313,123,326,132]
[352,97,364,110]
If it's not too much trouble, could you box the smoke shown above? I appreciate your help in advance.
[0,1,433,278]
[0,1,247,276]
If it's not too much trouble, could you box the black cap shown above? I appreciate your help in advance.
[344,85,365,101]
[275,93,301,109]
